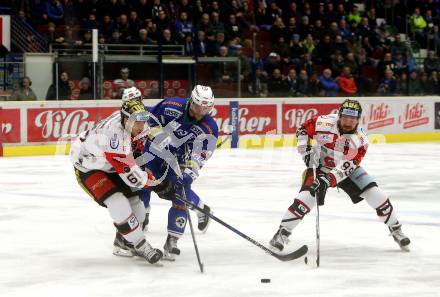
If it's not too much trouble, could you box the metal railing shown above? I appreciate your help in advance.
[49,43,185,56]
[11,16,48,53]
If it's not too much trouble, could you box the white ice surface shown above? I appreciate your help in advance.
[1,143,440,297]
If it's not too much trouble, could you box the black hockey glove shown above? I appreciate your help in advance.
[310,173,335,205]
[151,179,175,200]
[302,145,313,167]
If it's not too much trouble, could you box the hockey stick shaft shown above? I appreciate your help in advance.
[216,134,231,148]
[176,195,307,262]
[175,164,204,273]
[186,206,204,273]
[312,165,321,267]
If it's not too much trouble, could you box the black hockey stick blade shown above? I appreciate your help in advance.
[272,245,309,261]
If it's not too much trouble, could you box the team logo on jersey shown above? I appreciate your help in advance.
[175,216,187,228]
[176,129,189,137]
[164,107,182,118]
[190,125,204,136]
[110,133,119,149]
[317,134,332,143]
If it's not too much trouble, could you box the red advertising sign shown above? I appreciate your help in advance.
[27,107,117,142]
[399,102,430,129]
[0,108,21,143]
[282,103,339,133]
[211,104,277,135]
[363,102,395,130]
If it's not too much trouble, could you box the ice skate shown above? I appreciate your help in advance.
[269,227,291,252]
[389,223,410,252]
[134,239,163,264]
[163,235,180,261]
[197,205,212,233]
[113,232,135,257]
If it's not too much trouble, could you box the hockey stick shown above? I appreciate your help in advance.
[216,125,234,148]
[176,195,308,262]
[175,165,204,273]
[312,164,320,267]
[216,134,231,148]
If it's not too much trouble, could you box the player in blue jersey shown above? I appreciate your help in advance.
[140,85,218,261]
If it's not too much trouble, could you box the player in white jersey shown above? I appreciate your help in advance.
[269,99,411,252]
[70,99,163,264]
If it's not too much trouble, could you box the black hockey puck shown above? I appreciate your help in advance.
[261,279,271,283]
[304,256,308,264]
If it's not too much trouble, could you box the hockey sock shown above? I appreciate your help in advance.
[280,191,314,231]
[167,201,188,238]
[129,197,147,226]
[361,186,398,226]
[104,193,145,245]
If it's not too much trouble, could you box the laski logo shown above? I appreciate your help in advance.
[400,103,429,129]
[367,103,395,130]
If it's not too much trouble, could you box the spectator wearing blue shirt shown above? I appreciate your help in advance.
[319,68,339,97]
[42,0,64,25]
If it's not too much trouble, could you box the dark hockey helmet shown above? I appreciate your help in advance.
[120,99,149,122]
[339,99,362,119]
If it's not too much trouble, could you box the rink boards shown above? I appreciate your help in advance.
[1,97,440,156]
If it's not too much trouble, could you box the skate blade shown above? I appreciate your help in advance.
[162,252,176,261]
[113,247,134,257]
[399,245,410,252]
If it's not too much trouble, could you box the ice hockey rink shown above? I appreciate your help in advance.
[1,142,440,297]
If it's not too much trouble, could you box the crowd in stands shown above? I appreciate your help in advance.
[8,0,440,98]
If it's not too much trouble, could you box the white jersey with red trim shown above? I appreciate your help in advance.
[70,112,150,189]
[297,113,369,185]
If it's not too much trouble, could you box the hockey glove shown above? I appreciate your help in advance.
[310,173,336,205]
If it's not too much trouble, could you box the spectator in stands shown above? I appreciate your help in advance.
[128,11,144,38]
[197,13,212,35]
[193,0,205,24]
[83,13,99,30]
[113,67,134,99]
[160,29,178,45]
[42,0,64,25]
[319,68,339,97]
[344,52,359,76]
[155,10,171,33]
[225,14,242,41]
[337,66,358,95]
[285,68,298,96]
[152,0,167,21]
[210,11,225,36]
[194,30,208,56]
[300,34,315,55]
[332,35,348,57]
[207,32,225,56]
[214,46,233,82]
[269,17,287,44]
[424,51,439,74]
[339,19,351,41]
[391,34,408,57]
[330,52,345,77]
[134,0,152,21]
[285,17,299,42]
[289,34,306,66]
[299,53,314,76]
[378,69,397,95]
[347,5,362,25]
[268,68,288,97]
[248,67,268,97]
[45,22,64,44]
[117,14,131,42]
[377,53,396,79]
[77,77,93,100]
[99,15,115,41]
[296,69,310,97]
[410,8,427,46]
[425,71,439,95]
[174,11,194,43]
[396,72,408,95]
[315,35,333,65]
[393,53,409,76]
[108,29,124,44]
[408,70,423,95]
[298,16,312,40]
[265,52,281,79]
[10,76,37,101]
[272,36,290,61]
[134,28,154,45]
[266,2,282,26]
[46,71,71,100]
[183,34,194,56]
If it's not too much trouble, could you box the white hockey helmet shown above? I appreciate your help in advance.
[190,85,215,107]
[122,86,142,102]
